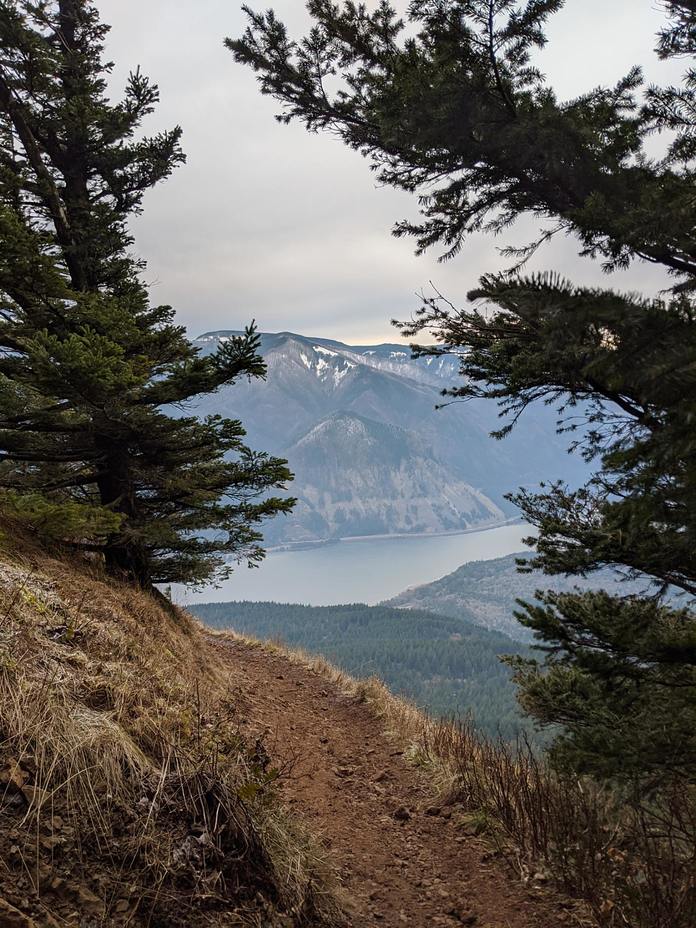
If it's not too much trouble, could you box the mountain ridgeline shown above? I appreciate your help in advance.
[384,553,681,642]
[191,331,587,545]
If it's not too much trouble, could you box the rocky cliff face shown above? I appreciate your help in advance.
[190,331,587,544]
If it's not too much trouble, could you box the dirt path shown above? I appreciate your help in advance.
[211,637,574,928]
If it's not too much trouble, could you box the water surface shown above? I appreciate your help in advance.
[173,522,530,606]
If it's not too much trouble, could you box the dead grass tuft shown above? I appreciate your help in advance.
[426,719,696,928]
[0,548,343,927]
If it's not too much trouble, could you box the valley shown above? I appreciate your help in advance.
[189,331,588,545]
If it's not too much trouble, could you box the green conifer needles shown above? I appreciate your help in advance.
[231,0,696,786]
[0,0,294,586]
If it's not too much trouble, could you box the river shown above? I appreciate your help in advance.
[173,522,531,606]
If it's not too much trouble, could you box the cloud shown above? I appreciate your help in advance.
[99,0,679,343]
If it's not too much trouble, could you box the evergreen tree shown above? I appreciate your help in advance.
[0,0,293,586]
[231,0,696,785]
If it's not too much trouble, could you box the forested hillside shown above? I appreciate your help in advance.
[190,600,531,739]
[386,553,664,641]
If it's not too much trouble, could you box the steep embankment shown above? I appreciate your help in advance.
[209,634,578,928]
[0,539,338,927]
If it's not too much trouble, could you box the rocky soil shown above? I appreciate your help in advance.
[213,636,580,928]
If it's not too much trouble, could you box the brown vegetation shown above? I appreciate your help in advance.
[228,632,696,928]
[0,532,340,927]
[2,531,693,928]
[426,721,696,928]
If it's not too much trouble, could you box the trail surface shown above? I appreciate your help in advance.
[211,637,575,928]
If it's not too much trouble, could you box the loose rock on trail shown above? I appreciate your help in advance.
[212,637,578,928]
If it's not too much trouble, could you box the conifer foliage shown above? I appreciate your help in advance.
[231,0,696,786]
[0,0,293,586]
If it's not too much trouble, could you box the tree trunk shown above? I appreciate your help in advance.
[94,437,149,586]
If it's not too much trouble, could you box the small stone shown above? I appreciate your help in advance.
[0,759,29,791]
[374,770,390,783]
[392,806,411,822]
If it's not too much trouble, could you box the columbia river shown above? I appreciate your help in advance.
[173,521,530,606]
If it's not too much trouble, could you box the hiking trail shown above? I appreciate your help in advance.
[211,636,577,928]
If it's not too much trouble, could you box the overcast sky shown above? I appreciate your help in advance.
[98,1,680,344]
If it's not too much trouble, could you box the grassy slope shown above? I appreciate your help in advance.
[0,533,340,928]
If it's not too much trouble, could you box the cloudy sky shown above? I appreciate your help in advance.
[98,0,680,344]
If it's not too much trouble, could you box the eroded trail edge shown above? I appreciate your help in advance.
[210,636,574,928]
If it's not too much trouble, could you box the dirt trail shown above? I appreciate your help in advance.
[211,637,574,928]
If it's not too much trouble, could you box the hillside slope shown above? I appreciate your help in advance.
[0,538,338,927]
[385,553,661,642]
[210,634,576,928]
[0,538,582,928]
[191,600,530,738]
[281,411,502,541]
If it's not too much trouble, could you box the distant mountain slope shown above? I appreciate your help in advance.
[190,331,588,544]
[280,411,503,541]
[190,600,532,739]
[385,553,660,642]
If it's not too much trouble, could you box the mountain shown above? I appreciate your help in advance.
[190,331,588,544]
[279,411,503,540]
[384,553,663,642]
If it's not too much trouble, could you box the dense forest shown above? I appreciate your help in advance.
[191,600,533,739]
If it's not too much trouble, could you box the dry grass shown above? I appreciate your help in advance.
[426,720,696,928]
[233,630,696,928]
[0,537,343,927]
